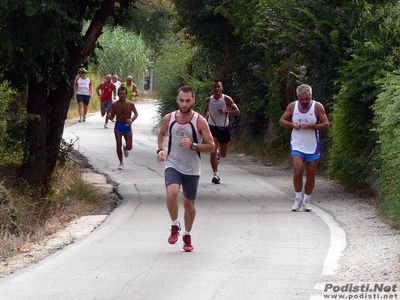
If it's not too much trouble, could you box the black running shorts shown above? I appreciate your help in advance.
[209,125,231,143]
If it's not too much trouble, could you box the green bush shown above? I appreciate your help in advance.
[328,36,391,187]
[372,72,400,227]
[328,3,400,188]
[0,81,26,164]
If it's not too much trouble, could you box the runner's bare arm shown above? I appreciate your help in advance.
[130,102,139,123]
[203,97,210,119]
[133,84,139,97]
[225,96,240,116]
[197,116,215,153]
[95,83,103,97]
[279,102,297,129]
[156,114,170,163]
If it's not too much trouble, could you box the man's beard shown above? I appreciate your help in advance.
[300,102,310,108]
[179,105,193,114]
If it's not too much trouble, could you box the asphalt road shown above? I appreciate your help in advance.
[0,100,345,300]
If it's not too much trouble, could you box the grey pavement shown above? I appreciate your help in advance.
[0,101,343,300]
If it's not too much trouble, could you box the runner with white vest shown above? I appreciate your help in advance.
[279,84,330,212]
[203,80,240,184]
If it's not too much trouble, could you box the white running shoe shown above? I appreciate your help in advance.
[104,124,108,129]
[118,162,124,170]
[123,145,129,158]
[291,198,303,211]
[303,199,312,212]
[78,117,82,122]
[83,115,86,122]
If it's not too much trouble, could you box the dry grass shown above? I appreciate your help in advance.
[0,151,118,261]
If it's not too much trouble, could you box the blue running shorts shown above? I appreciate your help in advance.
[291,150,320,162]
[115,120,132,135]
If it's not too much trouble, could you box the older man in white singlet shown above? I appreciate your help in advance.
[279,84,330,212]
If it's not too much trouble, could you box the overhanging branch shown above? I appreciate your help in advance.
[81,0,116,58]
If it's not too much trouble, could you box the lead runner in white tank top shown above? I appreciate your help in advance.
[165,111,202,176]
[290,100,320,154]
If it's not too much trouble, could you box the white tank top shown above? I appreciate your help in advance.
[290,100,320,154]
[208,94,229,127]
[165,111,202,175]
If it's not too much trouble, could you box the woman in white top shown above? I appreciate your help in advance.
[73,69,93,122]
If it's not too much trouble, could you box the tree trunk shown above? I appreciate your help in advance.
[19,0,117,197]
[20,77,75,196]
[20,80,50,194]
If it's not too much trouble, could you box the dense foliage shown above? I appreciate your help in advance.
[0,82,27,163]
[373,72,400,225]
[121,0,175,59]
[328,3,400,187]
[93,25,149,81]
[169,0,377,155]
[154,41,195,122]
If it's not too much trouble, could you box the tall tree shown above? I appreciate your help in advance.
[0,0,136,196]
[122,0,175,60]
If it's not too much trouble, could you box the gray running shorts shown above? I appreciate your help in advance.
[165,167,199,200]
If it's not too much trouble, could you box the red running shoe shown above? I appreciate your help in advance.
[168,223,181,244]
[182,234,194,252]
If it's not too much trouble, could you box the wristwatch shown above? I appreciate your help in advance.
[191,142,198,151]
[157,149,165,154]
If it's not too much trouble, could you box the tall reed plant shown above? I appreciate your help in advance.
[93,25,150,86]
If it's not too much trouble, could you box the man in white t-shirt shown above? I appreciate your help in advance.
[112,74,122,103]
[73,69,93,122]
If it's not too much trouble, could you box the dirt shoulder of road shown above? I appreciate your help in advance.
[1,120,399,280]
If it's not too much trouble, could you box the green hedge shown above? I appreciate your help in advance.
[372,72,400,227]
